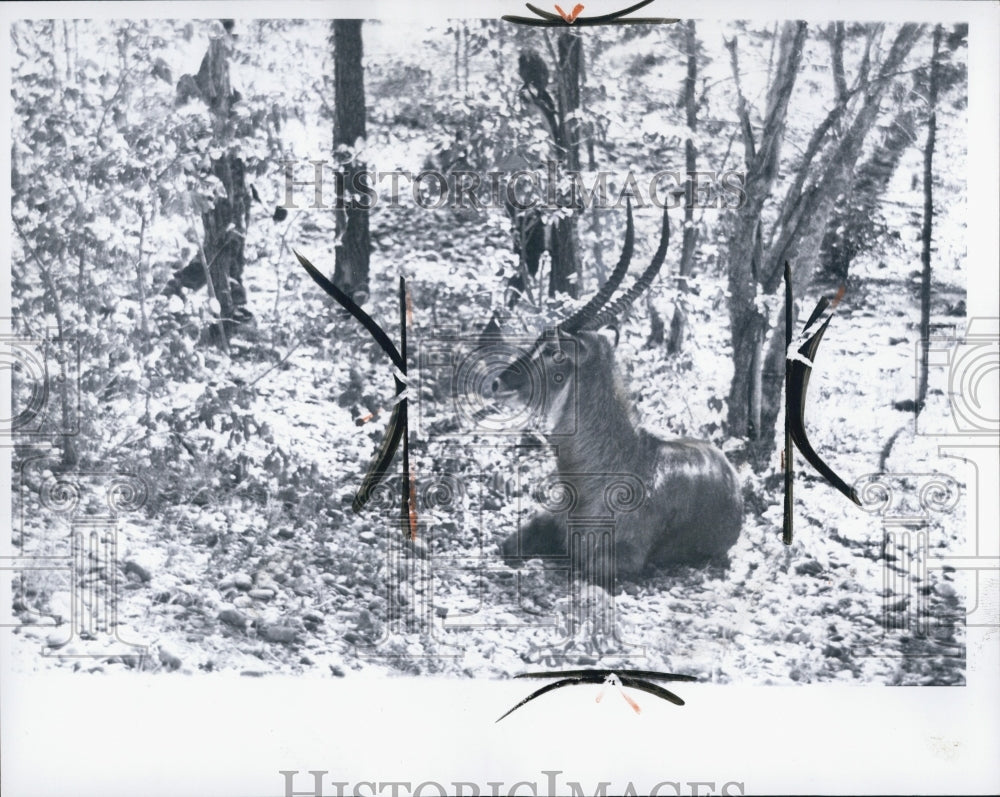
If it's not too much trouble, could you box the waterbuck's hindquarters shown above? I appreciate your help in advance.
[642,436,743,570]
[500,435,743,581]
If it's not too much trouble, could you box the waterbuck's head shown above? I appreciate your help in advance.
[491,203,670,433]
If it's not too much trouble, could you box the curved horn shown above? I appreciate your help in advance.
[559,199,635,333]
[581,204,669,331]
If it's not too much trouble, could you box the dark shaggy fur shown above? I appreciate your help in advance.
[499,330,743,582]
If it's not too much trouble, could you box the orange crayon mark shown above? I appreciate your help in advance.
[555,3,584,23]
[407,472,418,540]
[831,284,846,308]
[619,689,642,715]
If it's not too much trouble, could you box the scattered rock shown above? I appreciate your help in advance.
[258,623,300,644]
[219,607,248,630]
[232,573,253,591]
[795,559,824,577]
[123,560,152,583]
[784,627,805,644]
[249,588,275,601]
[255,573,280,591]
[159,647,182,670]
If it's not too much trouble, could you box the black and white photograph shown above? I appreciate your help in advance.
[2,1,998,795]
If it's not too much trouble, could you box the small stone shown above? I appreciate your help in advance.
[159,647,182,670]
[795,559,824,577]
[218,608,248,629]
[256,574,279,590]
[823,644,845,660]
[248,588,275,601]
[232,573,253,591]
[359,531,377,544]
[123,560,152,583]
[258,623,299,644]
[46,630,69,648]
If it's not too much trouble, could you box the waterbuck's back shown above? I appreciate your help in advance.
[636,432,743,569]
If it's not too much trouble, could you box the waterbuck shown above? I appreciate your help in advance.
[492,204,743,582]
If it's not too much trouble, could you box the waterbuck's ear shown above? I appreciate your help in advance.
[598,327,620,348]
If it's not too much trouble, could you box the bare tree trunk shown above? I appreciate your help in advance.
[820,102,916,280]
[332,20,370,299]
[550,31,583,298]
[917,25,943,410]
[725,22,807,447]
[761,24,924,293]
[189,32,252,347]
[667,20,700,355]
[754,24,925,461]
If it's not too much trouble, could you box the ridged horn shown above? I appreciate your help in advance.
[581,204,669,331]
[558,199,635,333]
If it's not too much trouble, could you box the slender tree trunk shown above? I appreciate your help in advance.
[754,24,925,462]
[550,31,583,298]
[332,20,371,298]
[668,20,700,354]
[725,22,807,448]
[190,33,252,347]
[819,103,916,280]
[761,24,923,294]
[917,25,942,410]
